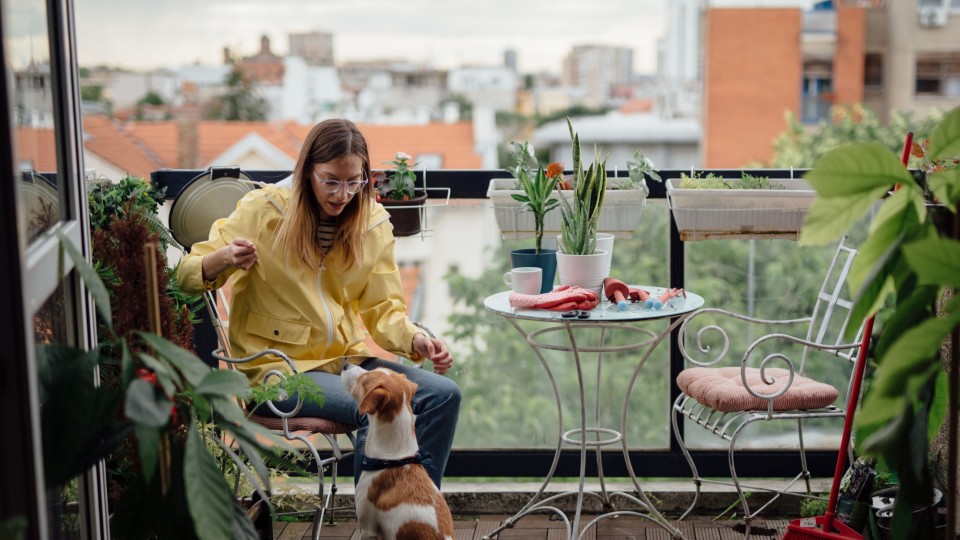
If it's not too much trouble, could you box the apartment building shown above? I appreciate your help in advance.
[562,45,634,108]
[288,30,335,66]
[702,0,960,168]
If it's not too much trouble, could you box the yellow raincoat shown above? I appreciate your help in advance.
[177,185,422,384]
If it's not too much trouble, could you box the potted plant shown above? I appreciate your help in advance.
[41,231,305,539]
[663,170,816,241]
[799,105,960,537]
[486,133,648,240]
[555,118,611,293]
[373,151,428,236]
[626,148,661,192]
[502,141,562,293]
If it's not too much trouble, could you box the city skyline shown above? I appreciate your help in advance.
[75,0,668,74]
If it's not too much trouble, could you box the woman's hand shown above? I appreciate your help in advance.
[202,237,258,281]
[412,333,453,375]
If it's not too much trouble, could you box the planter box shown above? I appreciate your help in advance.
[487,178,647,240]
[666,178,816,241]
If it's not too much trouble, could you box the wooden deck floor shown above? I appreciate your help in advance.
[274,514,793,539]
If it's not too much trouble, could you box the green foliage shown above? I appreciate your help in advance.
[209,68,268,121]
[558,118,607,255]
[43,232,300,539]
[771,104,944,168]
[800,105,960,532]
[800,497,829,518]
[626,149,660,189]
[88,176,173,250]
[88,176,200,330]
[80,84,104,102]
[138,91,165,107]
[507,141,560,253]
[88,175,165,226]
[247,372,327,414]
[676,171,779,190]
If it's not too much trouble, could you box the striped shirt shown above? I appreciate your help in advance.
[318,221,338,255]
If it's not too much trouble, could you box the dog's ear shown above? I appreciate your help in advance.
[358,385,388,415]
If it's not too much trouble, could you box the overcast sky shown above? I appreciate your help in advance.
[74,0,669,74]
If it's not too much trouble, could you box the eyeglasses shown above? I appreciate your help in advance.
[312,172,368,194]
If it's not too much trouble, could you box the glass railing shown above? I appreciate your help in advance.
[153,167,862,479]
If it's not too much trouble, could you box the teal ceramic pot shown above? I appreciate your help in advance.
[509,248,556,294]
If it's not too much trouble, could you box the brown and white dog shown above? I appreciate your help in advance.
[342,364,454,540]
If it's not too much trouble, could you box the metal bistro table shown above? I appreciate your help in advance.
[482,287,705,540]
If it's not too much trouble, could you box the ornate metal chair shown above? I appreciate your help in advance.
[203,286,357,540]
[671,238,864,537]
[169,168,357,540]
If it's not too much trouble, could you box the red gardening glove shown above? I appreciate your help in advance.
[510,286,599,311]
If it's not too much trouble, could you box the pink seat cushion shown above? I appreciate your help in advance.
[677,367,839,413]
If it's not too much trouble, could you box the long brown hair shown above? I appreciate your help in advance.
[275,118,374,269]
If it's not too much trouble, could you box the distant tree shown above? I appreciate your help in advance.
[209,68,268,121]
[80,84,103,102]
[770,104,944,168]
[137,91,164,106]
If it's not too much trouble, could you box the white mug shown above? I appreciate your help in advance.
[503,267,542,295]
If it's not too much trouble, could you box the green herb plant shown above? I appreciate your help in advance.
[626,149,661,191]
[558,118,608,255]
[800,105,960,537]
[676,171,781,190]
[507,141,561,254]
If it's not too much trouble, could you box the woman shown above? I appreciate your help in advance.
[177,118,460,487]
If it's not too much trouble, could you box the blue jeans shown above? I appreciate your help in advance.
[255,358,460,488]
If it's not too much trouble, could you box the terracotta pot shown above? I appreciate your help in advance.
[381,190,427,236]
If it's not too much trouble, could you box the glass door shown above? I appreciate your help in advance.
[0,0,102,537]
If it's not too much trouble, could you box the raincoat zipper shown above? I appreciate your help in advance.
[317,263,335,359]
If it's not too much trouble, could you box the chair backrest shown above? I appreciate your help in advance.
[799,237,863,374]
[202,288,232,358]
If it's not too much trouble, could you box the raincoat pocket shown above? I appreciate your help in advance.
[246,310,311,346]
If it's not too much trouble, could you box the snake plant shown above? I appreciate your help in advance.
[558,118,607,255]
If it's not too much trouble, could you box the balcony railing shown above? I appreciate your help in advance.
[153,167,851,480]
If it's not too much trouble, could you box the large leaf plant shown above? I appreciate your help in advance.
[42,234,300,540]
[800,105,960,538]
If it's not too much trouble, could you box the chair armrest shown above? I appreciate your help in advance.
[211,347,305,418]
[678,307,812,367]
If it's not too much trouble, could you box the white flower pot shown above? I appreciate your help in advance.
[665,178,816,241]
[487,178,647,240]
[556,250,609,295]
[557,232,615,278]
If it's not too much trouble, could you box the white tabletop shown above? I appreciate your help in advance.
[484,285,705,323]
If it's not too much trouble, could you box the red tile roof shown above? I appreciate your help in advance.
[80,115,483,180]
[15,126,58,172]
[82,115,167,178]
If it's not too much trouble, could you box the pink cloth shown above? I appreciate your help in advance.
[509,285,600,311]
